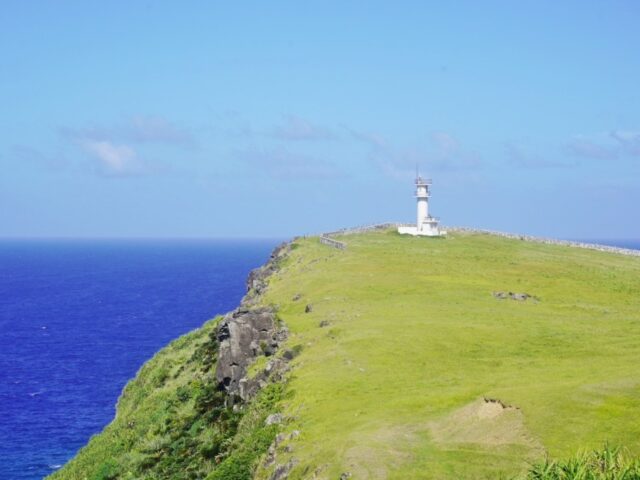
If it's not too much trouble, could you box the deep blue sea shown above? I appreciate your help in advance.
[0,239,279,480]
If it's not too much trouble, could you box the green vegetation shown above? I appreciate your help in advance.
[53,229,640,479]
[527,445,640,479]
[255,229,640,479]
[49,318,285,480]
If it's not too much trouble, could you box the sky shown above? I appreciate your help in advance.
[1,1,639,239]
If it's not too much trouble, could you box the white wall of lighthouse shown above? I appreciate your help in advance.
[416,183,429,230]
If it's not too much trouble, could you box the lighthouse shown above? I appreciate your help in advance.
[398,174,445,237]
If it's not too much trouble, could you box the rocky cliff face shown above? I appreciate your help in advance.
[244,241,291,303]
[214,242,291,401]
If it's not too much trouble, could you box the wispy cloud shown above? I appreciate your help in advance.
[10,145,68,171]
[560,130,640,162]
[565,137,617,160]
[126,116,194,145]
[60,115,195,147]
[507,142,574,168]
[351,128,481,177]
[270,115,337,141]
[234,147,344,180]
[431,131,459,154]
[611,130,640,156]
[344,126,388,149]
[59,115,189,176]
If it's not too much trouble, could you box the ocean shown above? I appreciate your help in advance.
[0,238,638,479]
[0,239,279,480]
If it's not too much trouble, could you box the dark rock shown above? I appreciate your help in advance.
[216,321,231,341]
[319,320,330,328]
[239,357,290,400]
[265,413,284,425]
[263,433,287,468]
[292,293,302,301]
[245,242,290,302]
[270,460,296,480]
[263,447,276,468]
[282,350,296,361]
[340,473,352,479]
[275,432,287,445]
[492,291,537,302]
[305,304,313,313]
[215,306,288,399]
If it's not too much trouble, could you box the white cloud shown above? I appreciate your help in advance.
[59,115,189,177]
[80,140,144,176]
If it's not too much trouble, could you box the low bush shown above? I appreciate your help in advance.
[527,445,640,479]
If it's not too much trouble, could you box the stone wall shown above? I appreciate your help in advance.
[447,226,640,257]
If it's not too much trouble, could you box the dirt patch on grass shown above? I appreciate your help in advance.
[428,398,543,451]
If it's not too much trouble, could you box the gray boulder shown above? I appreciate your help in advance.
[215,306,287,398]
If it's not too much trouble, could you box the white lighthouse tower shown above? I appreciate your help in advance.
[398,174,445,237]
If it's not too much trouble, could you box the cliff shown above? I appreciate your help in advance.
[50,228,640,479]
[49,241,294,480]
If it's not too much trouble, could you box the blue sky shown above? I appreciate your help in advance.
[1,1,639,239]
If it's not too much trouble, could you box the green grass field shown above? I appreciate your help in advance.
[256,229,640,479]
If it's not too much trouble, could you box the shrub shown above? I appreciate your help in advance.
[151,366,170,388]
[91,459,119,480]
[527,444,640,479]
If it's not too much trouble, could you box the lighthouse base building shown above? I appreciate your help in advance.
[398,175,446,237]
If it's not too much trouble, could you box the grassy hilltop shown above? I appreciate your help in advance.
[259,229,640,478]
[51,229,640,479]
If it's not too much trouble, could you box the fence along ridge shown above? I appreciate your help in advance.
[447,226,640,257]
[318,222,403,249]
[317,223,640,257]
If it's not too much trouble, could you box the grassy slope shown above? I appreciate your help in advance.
[259,229,640,479]
[49,317,285,480]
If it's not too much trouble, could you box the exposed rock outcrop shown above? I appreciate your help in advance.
[265,413,284,425]
[215,241,291,401]
[215,306,288,399]
[239,356,290,400]
[492,291,539,302]
[270,460,296,480]
[244,242,290,304]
